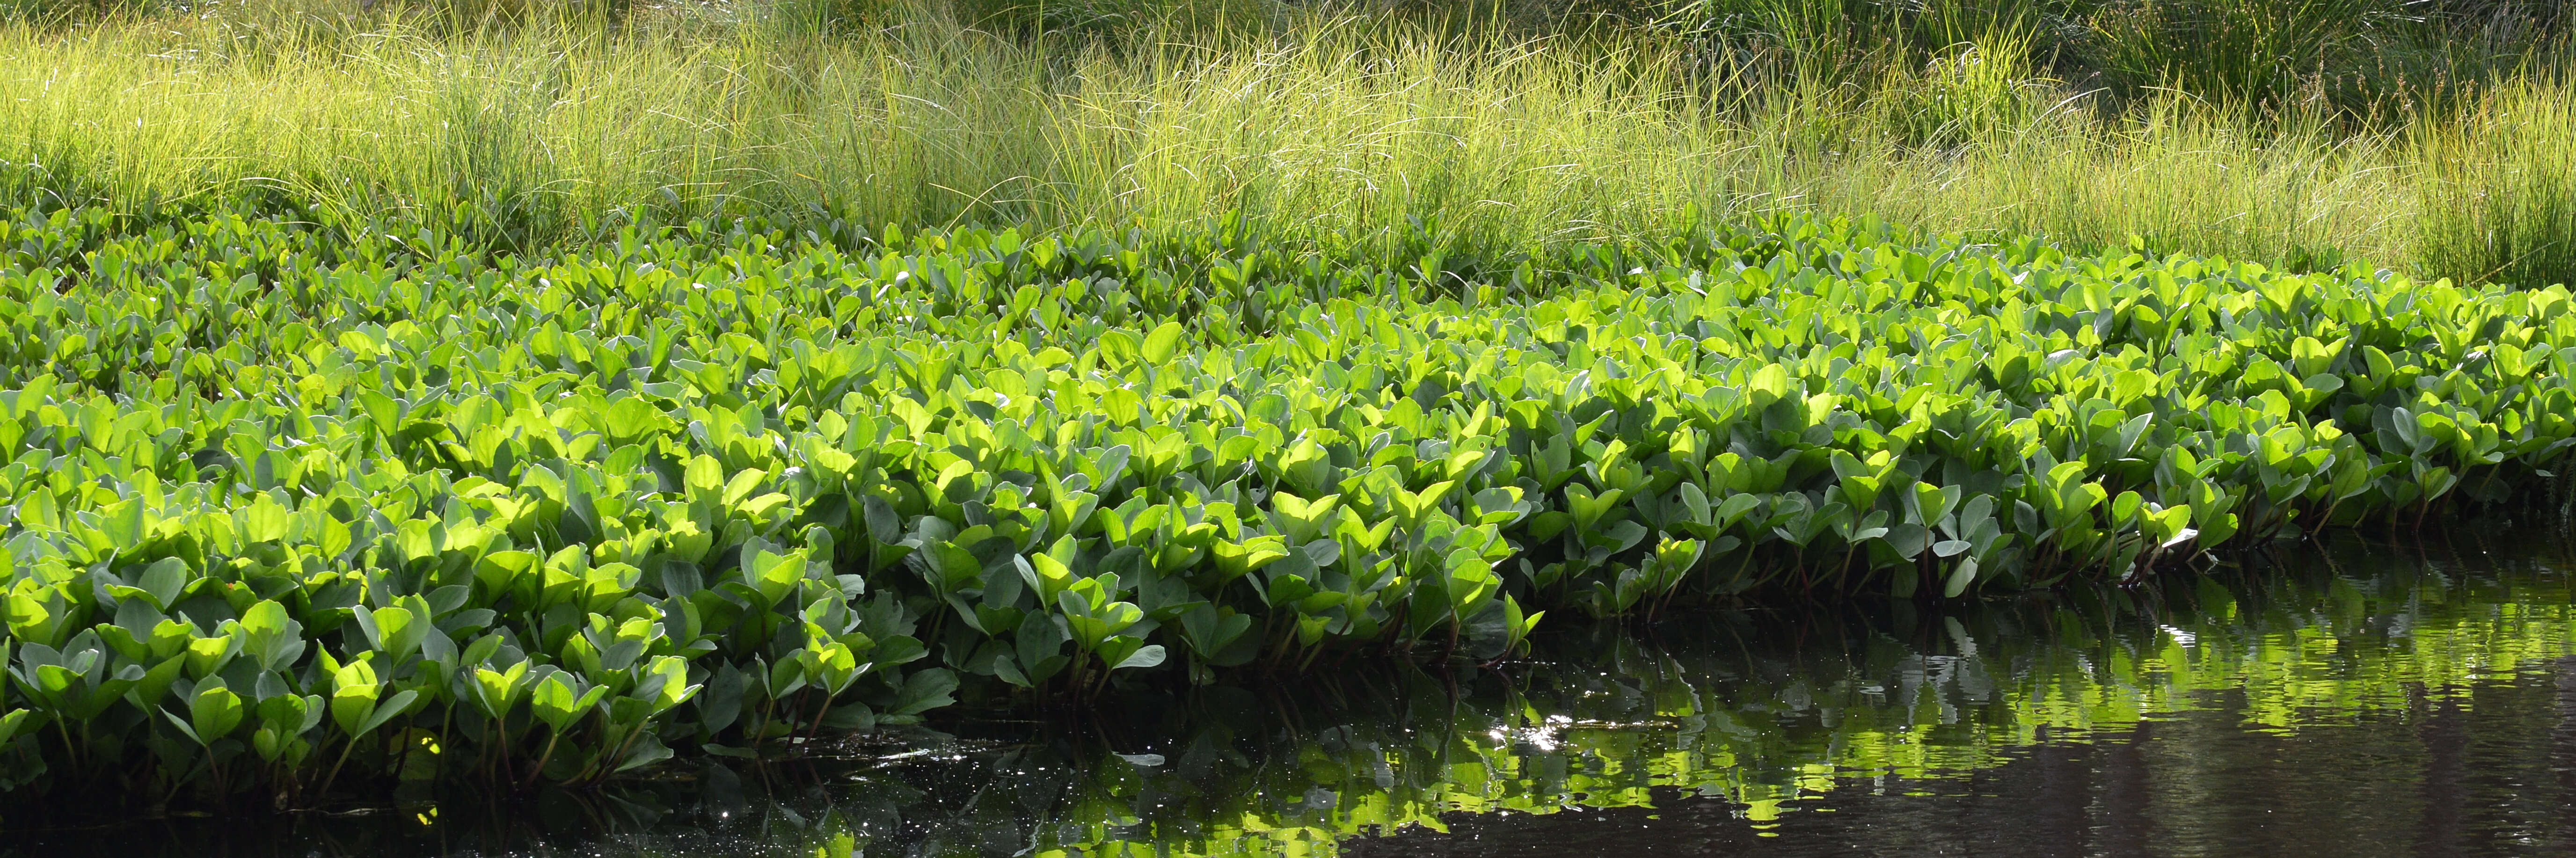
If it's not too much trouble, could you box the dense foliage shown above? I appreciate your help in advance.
[1,206,2571,807]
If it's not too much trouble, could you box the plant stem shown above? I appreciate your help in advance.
[314,735,360,804]
[523,729,564,789]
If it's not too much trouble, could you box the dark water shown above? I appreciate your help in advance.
[9,534,2576,858]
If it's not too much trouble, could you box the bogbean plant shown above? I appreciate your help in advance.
[0,204,2571,807]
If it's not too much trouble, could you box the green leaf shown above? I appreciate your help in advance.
[1141,321,1185,365]
[614,734,675,773]
[188,683,246,743]
[136,558,189,611]
[1111,644,1166,670]
[885,669,958,716]
[0,709,37,745]
[1941,555,1981,599]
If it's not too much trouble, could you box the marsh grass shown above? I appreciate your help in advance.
[2416,82,2576,290]
[0,1,2567,284]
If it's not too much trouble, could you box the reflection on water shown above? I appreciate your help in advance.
[8,534,2576,858]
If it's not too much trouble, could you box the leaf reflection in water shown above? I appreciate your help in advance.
[7,533,2576,858]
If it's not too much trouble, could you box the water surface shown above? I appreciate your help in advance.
[9,534,2576,857]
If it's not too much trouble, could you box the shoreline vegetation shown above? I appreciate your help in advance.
[0,0,2572,814]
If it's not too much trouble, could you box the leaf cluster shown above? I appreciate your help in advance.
[1,205,2570,806]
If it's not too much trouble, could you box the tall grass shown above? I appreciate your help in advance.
[0,1,2567,285]
[1609,0,2564,115]
[2416,81,2576,290]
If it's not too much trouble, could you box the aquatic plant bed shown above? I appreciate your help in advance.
[0,208,2568,805]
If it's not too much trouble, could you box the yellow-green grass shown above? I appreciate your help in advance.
[0,2,2567,286]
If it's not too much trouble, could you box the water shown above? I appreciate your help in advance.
[9,534,2576,857]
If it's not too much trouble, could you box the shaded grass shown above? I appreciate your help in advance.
[0,3,2567,286]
